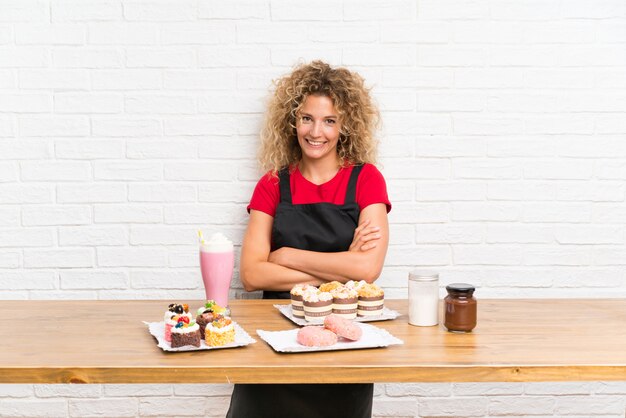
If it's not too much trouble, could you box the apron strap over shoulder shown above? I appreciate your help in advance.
[344,164,364,205]
[277,168,292,204]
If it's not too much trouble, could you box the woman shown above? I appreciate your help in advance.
[227,61,391,418]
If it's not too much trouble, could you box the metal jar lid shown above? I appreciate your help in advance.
[445,283,475,293]
[409,270,439,282]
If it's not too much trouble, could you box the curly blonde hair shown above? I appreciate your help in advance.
[258,61,380,174]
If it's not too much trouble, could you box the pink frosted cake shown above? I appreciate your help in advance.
[297,326,337,347]
[163,303,192,342]
[324,314,362,341]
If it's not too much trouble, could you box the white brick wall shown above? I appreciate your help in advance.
[1,0,625,416]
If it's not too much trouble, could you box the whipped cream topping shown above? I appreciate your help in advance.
[304,291,332,303]
[291,283,315,296]
[207,322,234,334]
[164,311,192,324]
[200,232,233,253]
[171,322,199,334]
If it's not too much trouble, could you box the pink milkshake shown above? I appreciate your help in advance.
[199,232,234,307]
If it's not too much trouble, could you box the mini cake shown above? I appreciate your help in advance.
[196,300,226,339]
[331,287,358,319]
[163,303,192,342]
[290,284,314,319]
[170,319,201,348]
[318,281,343,293]
[345,280,366,292]
[324,314,362,341]
[357,283,385,317]
[303,291,333,322]
[297,326,337,347]
[205,316,236,347]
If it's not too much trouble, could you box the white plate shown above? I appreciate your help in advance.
[144,321,256,352]
[274,304,400,326]
[257,322,403,353]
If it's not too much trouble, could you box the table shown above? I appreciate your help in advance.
[1,299,625,384]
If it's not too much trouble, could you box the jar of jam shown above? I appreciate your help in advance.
[444,283,477,333]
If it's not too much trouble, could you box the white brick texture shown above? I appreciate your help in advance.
[2,0,626,416]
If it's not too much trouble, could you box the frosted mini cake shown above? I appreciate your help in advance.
[170,319,201,348]
[163,303,192,342]
[196,300,226,339]
[303,291,333,322]
[331,287,358,319]
[205,316,235,347]
[357,283,385,317]
[290,284,315,319]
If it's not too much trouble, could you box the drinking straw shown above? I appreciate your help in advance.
[198,229,205,245]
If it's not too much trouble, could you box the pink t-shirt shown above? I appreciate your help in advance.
[247,163,392,217]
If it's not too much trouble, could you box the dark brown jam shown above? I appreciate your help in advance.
[444,283,477,333]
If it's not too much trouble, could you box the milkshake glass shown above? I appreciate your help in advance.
[199,232,234,307]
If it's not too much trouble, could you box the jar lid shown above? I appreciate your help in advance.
[445,283,475,292]
[409,269,439,281]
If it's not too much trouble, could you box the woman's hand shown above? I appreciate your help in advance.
[349,219,381,252]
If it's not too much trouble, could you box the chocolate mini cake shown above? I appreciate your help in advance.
[195,301,227,338]
[170,321,201,348]
[196,312,217,339]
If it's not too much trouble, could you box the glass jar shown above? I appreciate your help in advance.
[408,270,439,326]
[444,283,477,333]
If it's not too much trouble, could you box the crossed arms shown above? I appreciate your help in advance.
[239,203,389,292]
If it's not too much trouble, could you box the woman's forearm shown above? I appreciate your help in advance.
[270,247,385,283]
[240,259,323,292]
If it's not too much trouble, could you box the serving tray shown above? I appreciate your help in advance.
[257,322,403,353]
[274,304,400,326]
[144,321,256,352]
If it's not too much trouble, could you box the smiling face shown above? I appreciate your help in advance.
[295,95,341,165]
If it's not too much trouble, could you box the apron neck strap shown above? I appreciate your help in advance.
[344,164,364,205]
[278,168,292,204]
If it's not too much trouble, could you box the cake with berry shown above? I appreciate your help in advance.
[170,319,201,348]
[163,303,192,342]
[196,300,226,339]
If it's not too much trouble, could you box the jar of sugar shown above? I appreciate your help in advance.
[408,270,439,327]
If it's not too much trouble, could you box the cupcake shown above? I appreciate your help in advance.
[205,316,236,347]
[170,319,201,348]
[303,291,333,323]
[357,283,385,317]
[290,284,314,319]
[163,303,192,342]
[319,281,343,293]
[331,287,358,319]
[345,280,366,292]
